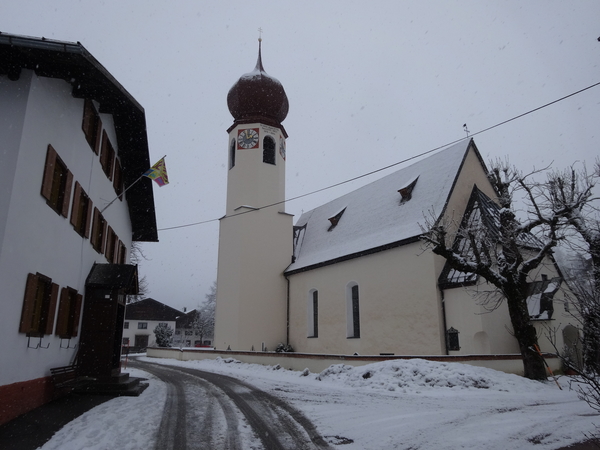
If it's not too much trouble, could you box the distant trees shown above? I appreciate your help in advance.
[422,159,597,381]
[190,282,217,345]
[128,242,148,303]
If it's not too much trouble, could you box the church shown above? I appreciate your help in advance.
[214,41,579,361]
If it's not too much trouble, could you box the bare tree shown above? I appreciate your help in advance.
[546,162,600,373]
[192,282,216,344]
[128,241,149,303]
[422,160,585,380]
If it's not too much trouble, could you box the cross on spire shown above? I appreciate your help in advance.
[258,27,263,42]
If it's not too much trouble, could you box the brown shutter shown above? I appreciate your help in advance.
[40,145,57,201]
[91,207,99,249]
[84,198,93,239]
[100,219,107,255]
[19,273,38,333]
[44,283,59,335]
[55,287,69,337]
[61,170,73,217]
[72,294,83,337]
[70,182,82,227]
[93,119,102,154]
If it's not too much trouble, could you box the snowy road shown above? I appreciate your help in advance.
[129,359,331,450]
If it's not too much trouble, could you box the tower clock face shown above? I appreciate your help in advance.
[237,128,260,149]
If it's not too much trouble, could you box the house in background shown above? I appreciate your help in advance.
[123,298,182,352]
[0,33,157,425]
[174,309,214,348]
[214,43,580,370]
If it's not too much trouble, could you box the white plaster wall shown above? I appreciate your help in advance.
[0,71,134,386]
[288,242,445,356]
[122,320,176,348]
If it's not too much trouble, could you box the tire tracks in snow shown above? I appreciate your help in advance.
[130,359,331,450]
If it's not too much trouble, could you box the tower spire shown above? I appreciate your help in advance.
[255,29,264,72]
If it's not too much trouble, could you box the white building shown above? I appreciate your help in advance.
[0,33,157,424]
[123,298,182,351]
[214,41,580,370]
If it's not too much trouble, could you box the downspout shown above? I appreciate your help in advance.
[440,288,449,355]
[285,274,290,345]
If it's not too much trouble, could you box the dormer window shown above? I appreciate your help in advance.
[328,207,346,231]
[398,176,419,203]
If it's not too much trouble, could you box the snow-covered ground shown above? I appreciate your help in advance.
[39,356,598,450]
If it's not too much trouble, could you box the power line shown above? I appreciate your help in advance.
[158,80,600,232]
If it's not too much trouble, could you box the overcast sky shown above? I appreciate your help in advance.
[2,1,599,312]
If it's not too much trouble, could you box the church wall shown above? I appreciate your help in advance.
[288,241,445,356]
[214,207,292,352]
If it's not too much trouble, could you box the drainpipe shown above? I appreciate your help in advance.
[284,274,290,345]
[440,289,449,355]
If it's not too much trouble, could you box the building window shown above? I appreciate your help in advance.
[229,139,236,169]
[99,131,115,180]
[54,287,83,338]
[124,322,129,329]
[175,330,181,335]
[70,182,93,238]
[117,241,127,264]
[346,283,360,338]
[263,136,276,165]
[308,289,318,337]
[105,226,118,263]
[113,158,124,199]
[82,99,101,154]
[447,327,460,351]
[185,330,193,336]
[41,145,73,217]
[19,273,59,337]
[328,208,346,232]
[138,322,148,329]
[122,337,130,345]
[91,207,107,254]
[398,176,419,204]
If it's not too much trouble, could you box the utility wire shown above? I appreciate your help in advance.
[158,80,600,232]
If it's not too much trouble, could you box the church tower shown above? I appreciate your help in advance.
[214,39,293,351]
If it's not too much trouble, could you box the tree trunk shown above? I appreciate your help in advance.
[504,289,548,380]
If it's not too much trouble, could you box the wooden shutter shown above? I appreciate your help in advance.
[61,170,73,217]
[55,287,70,337]
[70,182,82,228]
[84,198,93,239]
[19,273,38,333]
[72,294,83,337]
[44,283,59,335]
[40,145,57,201]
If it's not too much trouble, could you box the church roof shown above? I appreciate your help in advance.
[285,139,479,274]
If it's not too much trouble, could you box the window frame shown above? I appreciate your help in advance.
[70,181,93,238]
[54,286,83,338]
[82,99,101,154]
[346,283,361,338]
[19,273,59,337]
[41,145,73,217]
[91,207,107,254]
[263,136,276,165]
[138,322,148,330]
[308,289,319,338]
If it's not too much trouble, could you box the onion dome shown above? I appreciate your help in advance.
[227,40,289,127]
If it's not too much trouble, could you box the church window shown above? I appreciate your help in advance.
[308,290,318,337]
[229,139,236,169]
[41,145,73,217]
[346,283,360,338]
[447,327,460,351]
[263,136,276,165]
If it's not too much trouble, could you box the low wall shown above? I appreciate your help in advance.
[146,348,562,376]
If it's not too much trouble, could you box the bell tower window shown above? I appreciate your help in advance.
[263,136,276,165]
[229,139,236,169]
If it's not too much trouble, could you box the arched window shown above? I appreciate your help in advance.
[308,289,318,337]
[263,136,276,165]
[229,139,236,169]
[346,283,360,338]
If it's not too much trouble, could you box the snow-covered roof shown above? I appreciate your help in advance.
[286,139,476,273]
